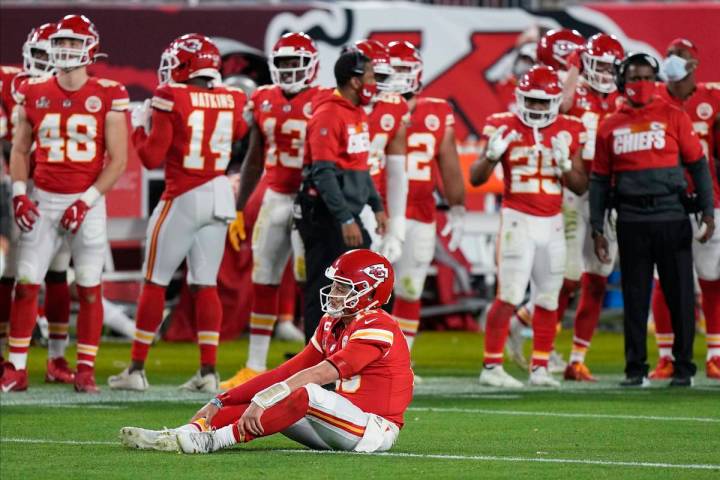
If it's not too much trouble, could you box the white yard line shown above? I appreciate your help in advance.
[407,407,720,423]
[2,437,718,470]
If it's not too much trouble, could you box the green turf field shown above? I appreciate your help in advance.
[1,331,719,479]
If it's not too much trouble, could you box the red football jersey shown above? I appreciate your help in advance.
[406,97,455,223]
[312,309,414,427]
[482,112,585,217]
[566,83,620,168]
[16,75,130,194]
[366,92,410,199]
[138,82,248,200]
[0,66,25,141]
[657,82,720,207]
[252,85,331,194]
[594,99,704,175]
[305,91,370,171]
[0,103,6,140]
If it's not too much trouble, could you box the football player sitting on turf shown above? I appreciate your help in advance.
[119,249,414,454]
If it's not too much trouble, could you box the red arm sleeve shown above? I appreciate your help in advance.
[592,127,611,175]
[132,110,173,170]
[217,342,324,405]
[326,342,384,379]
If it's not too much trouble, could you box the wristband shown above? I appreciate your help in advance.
[12,181,27,197]
[251,381,291,409]
[80,186,102,206]
[210,397,223,409]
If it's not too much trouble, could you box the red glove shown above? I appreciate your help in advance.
[61,200,90,233]
[566,47,584,72]
[12,195,39,232]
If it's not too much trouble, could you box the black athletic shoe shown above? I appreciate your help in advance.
[669,376,694,387]
[620,376,650,387]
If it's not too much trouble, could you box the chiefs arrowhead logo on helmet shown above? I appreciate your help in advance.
[363,263,389,284]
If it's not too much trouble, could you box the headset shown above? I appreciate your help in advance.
[614,52,660,93]
[340,46,371,76]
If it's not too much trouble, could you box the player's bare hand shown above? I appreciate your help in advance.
[190,402,219,425]
[228,211,246,251]
[696,215,715,243]
[342,221,363,247]
[375,211,388,236]
[239,402,265,437]
[594,234,611,264]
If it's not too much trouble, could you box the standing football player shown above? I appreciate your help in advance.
[109,34,247,392]
[119,249,413,455]
[386,41,465,351]
[353,39,409,264]
[649,39,720,380]
[470,65,588,388]
[220,33,328,390]
[555,34,625,382]
[0,22,77,385]
[3,15,129,393]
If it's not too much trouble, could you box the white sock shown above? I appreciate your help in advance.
[48,337,68,359]
[247,334,271,371]
[659,347,673,359]
[8,352,28,370]
[707,348,720,360]
[569,351,585,364]
[215,425,238,448]
[405,335,415,351]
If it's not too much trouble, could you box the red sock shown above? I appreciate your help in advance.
[75,285,103,371]
[7,283,40,369]
[278,268,296,320]
[195,287,222,367]
[483,299,515,366]
[572,273,607,357]
[131,283,166,363]
[651,279,674,358]
[226,389,309,442]
[392,297,421,340]
[0,278,14,360]
[699,279,720,356]
[45,278,71,348]
[532,306,557,368]
[249,283,279,335]
[556,279,580,322]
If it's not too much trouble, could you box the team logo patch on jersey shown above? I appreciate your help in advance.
[425,114,440,131]
[36,97,49,109]
[283,104,291,113]
[85,96,102,113]
[363,263,389,284]
[697,102,713,120]
[303,102,313,118]
[261,101,272,112]
[62,99,72,108]
[380,113,395,131]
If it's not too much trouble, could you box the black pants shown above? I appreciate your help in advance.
[616,219,696,378]
[295,196,371,342]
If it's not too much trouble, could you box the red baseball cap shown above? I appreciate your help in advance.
[666,38,698,58]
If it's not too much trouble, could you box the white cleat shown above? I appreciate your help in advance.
[176,430,221,454]
[529,366,561,387]
[548,350,567,374]
[274,320,305,342]
[180,370,220,393]
[119,427,178,451]
[479,365,524,388]
[108,367,149,391]
[505,315,528,370]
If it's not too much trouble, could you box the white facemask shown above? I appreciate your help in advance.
[662,55,689,82]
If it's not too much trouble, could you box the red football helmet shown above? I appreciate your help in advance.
[158,33,221,84]
[515,65,563,128]
[23,23,57,76]
[352,39,394,91]
[387,41,422,95]
[269,32,319,94]
[320,249,395,318]
[49,15,100,69]
[582,33,624,93]
[537,29,585,71]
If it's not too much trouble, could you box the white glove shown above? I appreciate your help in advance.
[131,99,152,134]
[379,216,405,263]
[551,135,572,174]
[440,205,466,252]
[486,125,520,162]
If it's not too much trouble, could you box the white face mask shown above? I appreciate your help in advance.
[662,55,689,82]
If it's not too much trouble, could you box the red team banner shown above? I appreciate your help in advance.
[1,2,719,217]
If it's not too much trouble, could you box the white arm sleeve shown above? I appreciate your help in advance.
[385,153,408,222]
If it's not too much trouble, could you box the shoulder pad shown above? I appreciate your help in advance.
[96,78,120,87]
[1,66,22,75]
[701,82,720,91]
